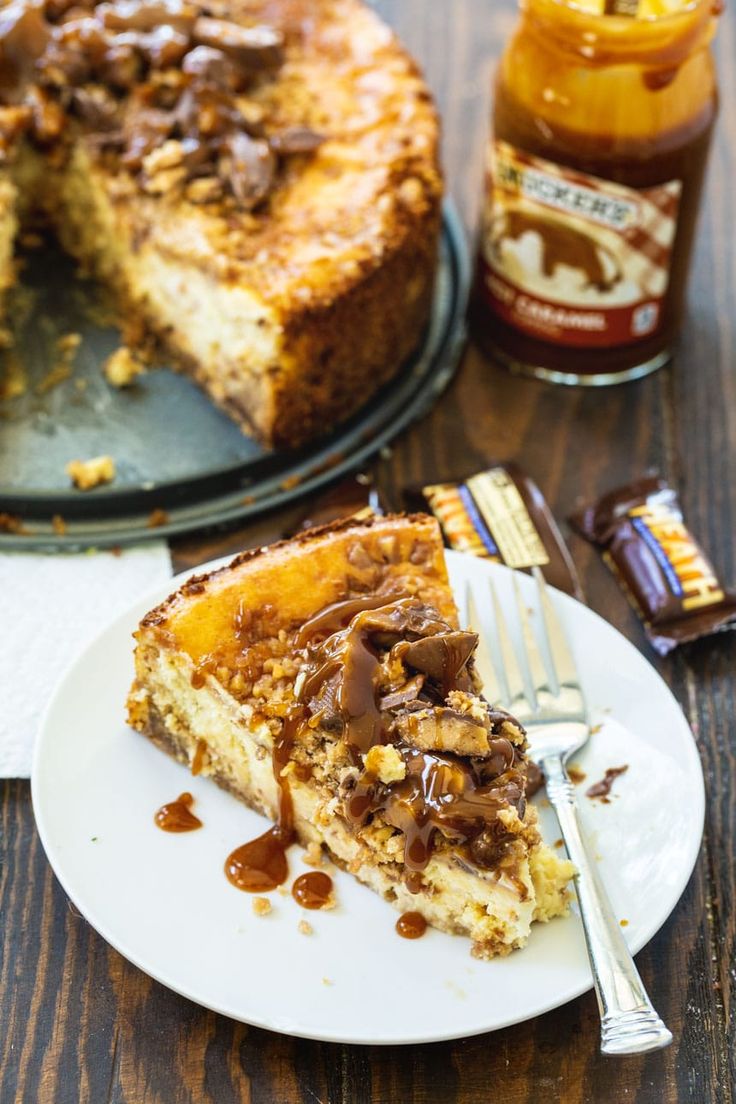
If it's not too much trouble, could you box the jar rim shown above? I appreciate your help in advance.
[554,0,705,24]
[521,0,718,64]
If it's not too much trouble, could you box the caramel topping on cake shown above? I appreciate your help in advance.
[286,594,532,886]
[0,0,324,205]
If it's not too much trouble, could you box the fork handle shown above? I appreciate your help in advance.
[543,754,673,1056]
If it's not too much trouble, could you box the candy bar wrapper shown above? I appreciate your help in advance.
[406,463,584,600]
[569,475,736,655]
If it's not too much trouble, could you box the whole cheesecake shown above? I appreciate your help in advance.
[0,0,442,448]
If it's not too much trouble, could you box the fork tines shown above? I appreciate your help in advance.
[466,566,584,723]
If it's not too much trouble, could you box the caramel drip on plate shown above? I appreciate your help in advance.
[154,792,202,832]
[291,871,333,910]
[396,912,427,939]
[225,828,290,892]
[224,709,306,894]
[586,765,629,802]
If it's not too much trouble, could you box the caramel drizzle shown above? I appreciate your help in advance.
[225,594,532,896]
[295,596,530,884]
[347,745,524,875]
[396,911,427,939]
[224,707,304,894]
[225,827,289,893]
[154,792,202,832]
[291,871,333,910]
[586,764,628,801]
[191,738,208,776]
[297,596,451,756]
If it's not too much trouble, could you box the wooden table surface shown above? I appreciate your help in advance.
[3,2,735,1100]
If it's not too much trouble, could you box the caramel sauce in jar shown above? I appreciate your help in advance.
[471,0,720,383]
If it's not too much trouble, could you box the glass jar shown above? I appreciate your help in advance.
[470,0,720,384]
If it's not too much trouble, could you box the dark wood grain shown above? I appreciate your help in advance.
[2,1,735,1100]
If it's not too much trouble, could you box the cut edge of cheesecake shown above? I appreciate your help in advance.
[0,0,442,449]
[127,513,574,958]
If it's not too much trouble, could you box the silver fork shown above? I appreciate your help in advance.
[467,566,673,1056]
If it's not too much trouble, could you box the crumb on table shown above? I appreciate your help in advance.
[66,455,116,490]
[103,346,145,388]
[298,919,313,936]
[252,897,272,917]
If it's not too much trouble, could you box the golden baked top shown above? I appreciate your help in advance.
[140,513,455,664]
[0,0,442,309]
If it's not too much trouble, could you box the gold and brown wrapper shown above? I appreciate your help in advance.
[570,475,736,654]
[406,463,583,600]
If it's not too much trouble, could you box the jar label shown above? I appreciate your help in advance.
[478,139,682,348]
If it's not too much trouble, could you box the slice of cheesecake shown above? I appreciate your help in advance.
[127,513,573,957]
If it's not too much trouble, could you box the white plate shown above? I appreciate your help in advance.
[32,551,704,1045]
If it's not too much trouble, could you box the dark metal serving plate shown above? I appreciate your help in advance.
[0,203,468,551]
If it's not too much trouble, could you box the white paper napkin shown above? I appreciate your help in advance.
[0,542,172,777]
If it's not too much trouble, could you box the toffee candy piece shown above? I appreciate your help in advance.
[570,475,736,655]
[407,463,583,600]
